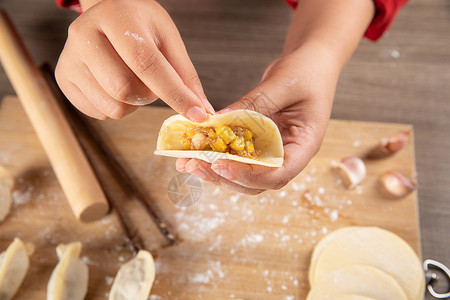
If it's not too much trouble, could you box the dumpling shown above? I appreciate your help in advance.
[0,238,35,300]
[155,109,284,167]
[108,250,155,300]
[47,242,88,300]
[0,166,14,223]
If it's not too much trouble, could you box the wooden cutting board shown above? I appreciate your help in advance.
[0,96,421,300]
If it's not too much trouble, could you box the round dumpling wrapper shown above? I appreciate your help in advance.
[308,227,358,284]
[307,265,407,300]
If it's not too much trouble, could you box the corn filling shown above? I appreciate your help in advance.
[181,125,260,158]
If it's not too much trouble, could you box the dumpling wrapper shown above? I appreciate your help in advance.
[108,250,155,300]
[334,295,377,300]
[0,166,14,223]
[308,227,357,285]
[0,238,35,300]
[47,242,88,300]
[154,110,284,167]
[306,265,407,300]
[311,226,425,300]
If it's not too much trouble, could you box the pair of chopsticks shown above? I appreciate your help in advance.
[0,10,175,252]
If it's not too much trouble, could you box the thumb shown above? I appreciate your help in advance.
[219,77,285,117]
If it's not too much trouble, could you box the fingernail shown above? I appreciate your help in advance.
[190,168,207,180]
[202,98,215,115]
[176,164,185,173]
[185,164,207,179]
[211,164,232,179]
[187,106,207,123]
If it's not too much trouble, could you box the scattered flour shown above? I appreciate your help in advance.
[391,50,400,59]
[286,78,298,87]
[12,186,33,206]
[124,30,145,43]
[105,276,114,286]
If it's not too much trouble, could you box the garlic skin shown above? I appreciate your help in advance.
[378,171,417,198]
[366,131,410,159]
[334,157,366,190]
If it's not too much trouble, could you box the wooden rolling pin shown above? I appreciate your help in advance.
[0,10,109,222]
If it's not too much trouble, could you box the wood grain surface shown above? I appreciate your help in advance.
[0,0,449,298]
[0,96,421,299]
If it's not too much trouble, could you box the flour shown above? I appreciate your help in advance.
[12,186,33,207]
[124,31,145,43]
[105,276,114,286]
[391,50,400,59]
[154,163,357,296]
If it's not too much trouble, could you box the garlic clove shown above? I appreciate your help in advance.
[333,156,366,190]
[379,171,417,198]
[366,131,410,159]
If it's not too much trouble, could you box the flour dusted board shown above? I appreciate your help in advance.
[0,96,421,299]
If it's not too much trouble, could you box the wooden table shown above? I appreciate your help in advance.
[1,0,449,298]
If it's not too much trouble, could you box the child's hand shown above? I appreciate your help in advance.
[174,0,374,193]
[175,45,339,194]
[55,0,213,121]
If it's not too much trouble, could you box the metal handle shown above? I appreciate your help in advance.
[424,259,450,299]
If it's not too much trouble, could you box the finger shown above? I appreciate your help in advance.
[175,158,190,172]
[72,64,138,119]
[211,139,313,190]
[155,17,215,114]
[101,24,208,122]
[219,80,285,118]
[184,159,265,195]
[58,81,108,120]
[82,32,159,106]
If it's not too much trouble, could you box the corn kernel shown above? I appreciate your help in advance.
[230,136,245,151]
[216,125,236,144]
[210,138,227,152]
[245,140,255,153]
[243,129,253,141]
[208,129,217,139]
[181,138,191,150]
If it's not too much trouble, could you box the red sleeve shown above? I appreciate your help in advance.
[284,0,409,41]
[55,0,82,13]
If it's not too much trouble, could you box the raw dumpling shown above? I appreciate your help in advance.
[0,166,14,223]
[155,109,284,167]
[108,250,155,300]
[47,242,88,300]
[0,238,35,300]
[307,265,407,300]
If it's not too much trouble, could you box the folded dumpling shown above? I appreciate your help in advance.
[108,250,155,300]
[155,110,284,167]
[0,238,35,300]
[0,166,14,223]
[47,242,88,300]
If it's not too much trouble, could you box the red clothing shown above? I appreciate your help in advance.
[56,0,407,41]
[284,0,408,40]
[56,0,81,13]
